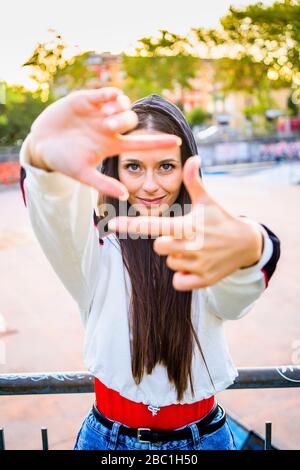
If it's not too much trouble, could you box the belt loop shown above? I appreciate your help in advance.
[107,421,121,450]
[187,423,202,450]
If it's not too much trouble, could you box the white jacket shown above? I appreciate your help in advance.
[20,136,275,408]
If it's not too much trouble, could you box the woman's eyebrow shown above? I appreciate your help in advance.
[121,158,179,164]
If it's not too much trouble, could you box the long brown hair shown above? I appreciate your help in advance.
[98,105,215,401]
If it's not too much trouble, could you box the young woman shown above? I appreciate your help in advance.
[20,88,280,450]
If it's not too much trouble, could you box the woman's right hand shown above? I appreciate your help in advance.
[28,87,181,200]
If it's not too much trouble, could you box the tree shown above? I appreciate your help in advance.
[185,107,211,127]
[122,30,200,102]
[122,55,200,102]
[22,31,106,101]
[186,0,300,128]
[52,51,98,99]
[22,31,69,101]
[123,2,300,114]
[134,29,193,57]
[0,85,48,145]
[192,0,300,90]
[221,0,299,85]
[213,56,272,93]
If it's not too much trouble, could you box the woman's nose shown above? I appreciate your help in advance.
[142,172,159,193]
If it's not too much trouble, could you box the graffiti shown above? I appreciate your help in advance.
[276,365,300,383]
[260,141,300,160]
[2,372,88,382]
[198,138,300,166]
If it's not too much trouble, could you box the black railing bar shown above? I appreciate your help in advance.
[264,422,272,450]
[228,366,300,389]
[0,428,5,450]
[0,366,299,396]
[41,428,48,451]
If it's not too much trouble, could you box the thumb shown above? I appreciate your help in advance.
[183,156,211,206]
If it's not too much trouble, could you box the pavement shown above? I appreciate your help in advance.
[0,173,299,450]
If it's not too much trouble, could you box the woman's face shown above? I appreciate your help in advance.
[118,129,183,216]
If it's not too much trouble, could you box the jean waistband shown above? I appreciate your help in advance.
[92,400,226,443]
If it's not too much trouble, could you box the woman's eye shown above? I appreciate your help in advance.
[160,163,174,171]
[124,163,175,172]
[126,164,140,172]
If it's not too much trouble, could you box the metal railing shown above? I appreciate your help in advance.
[1,365,299,450]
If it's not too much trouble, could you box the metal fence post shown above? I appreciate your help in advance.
[41,428,48,450]
[264,422,272,450]
[0,428,5,450]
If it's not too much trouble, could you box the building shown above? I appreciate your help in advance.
[85,52,125,88]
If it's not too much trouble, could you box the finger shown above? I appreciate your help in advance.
[108,214,189,238]
[166,254,199,272]
[172,272,209,291]
[118,133,182,152]
[108,209,203,240]
[101,94,131,117]
[67,88,124,116]
[75,166,129,200]
[86,81,103,89]
[183,155,213,206]
[101,110,138,134]
[154,235,204,255]
[81,87,124,106]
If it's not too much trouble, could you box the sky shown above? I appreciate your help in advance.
[0,0,272,89]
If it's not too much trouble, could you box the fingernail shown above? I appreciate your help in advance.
[192,155,201,169]
[117,94,131,108]
[103,105,116,115]
[119,191,129,201]
[106,118,118,130]
[176,137,182,146]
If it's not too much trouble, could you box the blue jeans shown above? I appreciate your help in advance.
[73,403,237,450]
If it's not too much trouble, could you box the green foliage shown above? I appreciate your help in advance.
[125,3,300,113]
[13,2,299,145]
[193,0,300,88]
[123,29,199,102]
[185,107,211,127]
[0,85,49,146]
[214,56,283,93]
[23,31,69,101]
[122,55,199,102]
[135,29,193,57]
[51,51,98,99]
[22,31,104,101]
[243,78,278,133]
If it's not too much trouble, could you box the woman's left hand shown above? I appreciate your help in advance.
[108,156,264,291]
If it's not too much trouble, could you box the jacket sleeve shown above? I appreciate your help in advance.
[205,220,280,321]
[19,135,102,316]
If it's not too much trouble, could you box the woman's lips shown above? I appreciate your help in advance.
[136,196,166,206]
